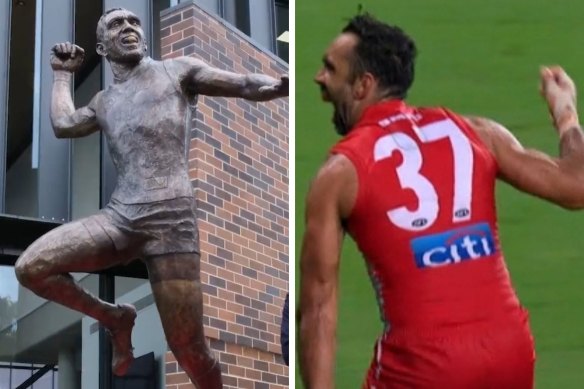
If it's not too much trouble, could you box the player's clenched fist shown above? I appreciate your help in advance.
[50,42,85,73]
[540,66,578,131]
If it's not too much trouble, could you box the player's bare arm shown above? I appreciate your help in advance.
[50,42,101,138]
[299,154,357,389]
[170,56,288,101]
[465,66,584,209]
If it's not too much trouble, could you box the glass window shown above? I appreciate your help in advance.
[223,0,251,36]
[11,366,32,387]
[0,266,18,359]
[275,0,289,63]
[5,0,38,218]
[0,364,58,389]
[32,367,55,389]
[192,0,220,15]
[152,0,173,59]
[0,367,10,389]
[2,1,84,386]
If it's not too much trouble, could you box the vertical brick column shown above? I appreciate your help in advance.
[160,3,289,389]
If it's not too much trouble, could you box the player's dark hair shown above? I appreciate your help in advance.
[342,13,417,99]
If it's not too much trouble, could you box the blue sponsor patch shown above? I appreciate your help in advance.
[411,223,496,269]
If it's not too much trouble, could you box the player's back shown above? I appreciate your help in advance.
[331,100,524,333]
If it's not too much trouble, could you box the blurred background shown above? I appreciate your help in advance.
[295,0,584,387]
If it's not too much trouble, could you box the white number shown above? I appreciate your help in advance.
[420,120,473,223]
[374,133,438,231]
[374,119,474,230]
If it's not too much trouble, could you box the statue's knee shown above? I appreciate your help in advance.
[15,254,47,288]
[15,260,34,287]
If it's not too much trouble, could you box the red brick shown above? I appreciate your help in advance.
[161,31,183,48]
[166,373,190,385]
[163,3,288,388]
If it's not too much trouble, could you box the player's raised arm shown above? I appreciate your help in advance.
[168,56,288,101]
[50,42,101,138]
[466,66,584,209]
[299,154,357,389]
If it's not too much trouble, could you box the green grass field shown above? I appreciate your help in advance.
[295,1,584,387]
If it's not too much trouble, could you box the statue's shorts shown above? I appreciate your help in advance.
[81,196,200,260]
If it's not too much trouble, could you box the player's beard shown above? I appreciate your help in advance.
[332,100,351,136]
[319,83,352,136]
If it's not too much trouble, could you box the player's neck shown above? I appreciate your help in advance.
[349,95,402,130]
[110,57,148,83]
[351,96,383,126]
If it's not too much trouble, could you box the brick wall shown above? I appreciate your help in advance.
[160,3,289,389]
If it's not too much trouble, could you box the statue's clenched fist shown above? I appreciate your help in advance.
[50,42,85,72]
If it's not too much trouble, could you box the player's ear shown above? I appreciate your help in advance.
[353,72,374,100]
[96,42,106,57]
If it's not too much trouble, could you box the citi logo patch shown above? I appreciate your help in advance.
[411,223,496,269]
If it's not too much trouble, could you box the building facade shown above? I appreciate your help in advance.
[0,1,289,388]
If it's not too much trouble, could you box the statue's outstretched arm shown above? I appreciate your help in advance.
[170,57,288,102]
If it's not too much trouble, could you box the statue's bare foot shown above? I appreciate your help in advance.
[107,303,137,376]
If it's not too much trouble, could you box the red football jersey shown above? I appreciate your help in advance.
[331,100,522,331]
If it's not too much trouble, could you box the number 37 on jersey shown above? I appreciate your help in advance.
[374,118,474,231]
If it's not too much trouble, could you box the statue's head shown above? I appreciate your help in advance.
[96,8,147,64]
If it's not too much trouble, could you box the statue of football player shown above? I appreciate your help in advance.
[15,8,288,389]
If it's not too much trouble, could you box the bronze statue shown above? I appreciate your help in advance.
[14,7,288,389]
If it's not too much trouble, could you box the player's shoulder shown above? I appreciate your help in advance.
[163,56,207,73]
[319,154,352,173]
[414,105,486,137]
[414,104,459,122]
[329,128,376,171]
[310,154,358,201]
[316,154,355,183]
[308,153,358,217]
[461,115,507,148]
